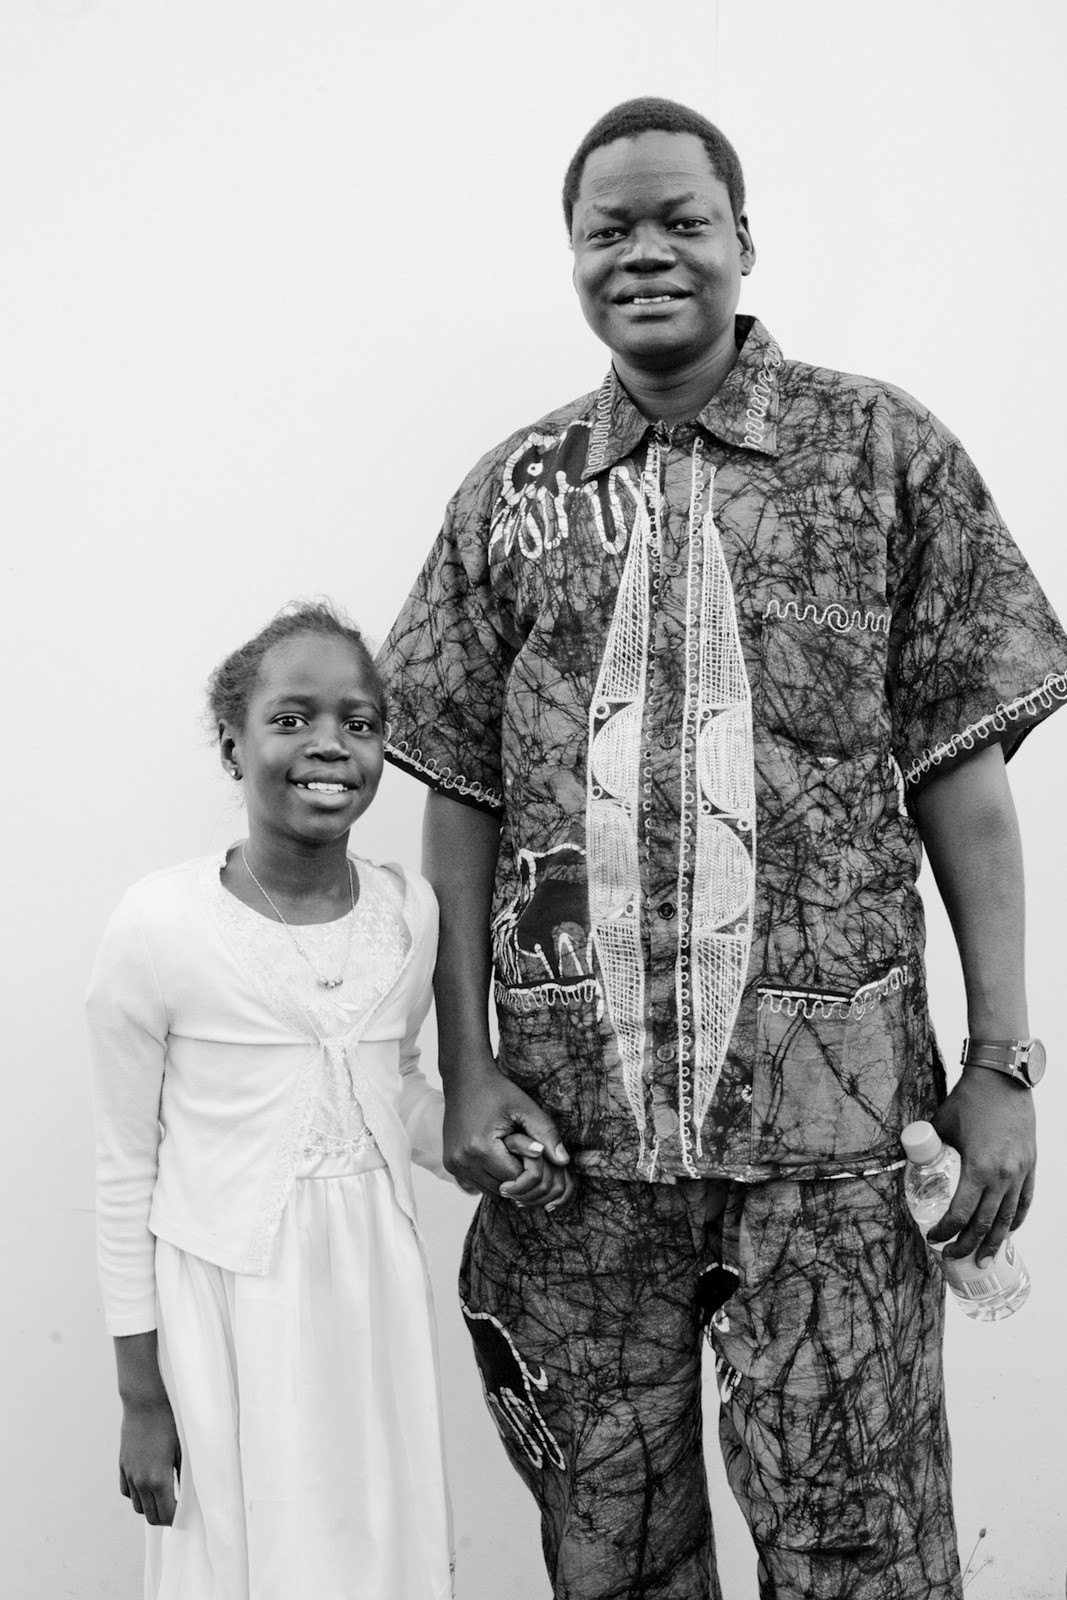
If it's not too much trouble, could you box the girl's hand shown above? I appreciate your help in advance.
[500,1132,577,1213]
[119,1396,181,1526]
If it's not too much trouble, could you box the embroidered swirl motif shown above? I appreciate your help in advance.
[903,674,1067,786]
[757,964,909,1022]
[763,597,891,636]
[385,739,504,813]
[742,342,783,448]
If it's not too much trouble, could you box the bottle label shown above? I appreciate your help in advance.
[937,1232,1025,1299]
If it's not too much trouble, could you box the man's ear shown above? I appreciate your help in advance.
[738,212,756,276]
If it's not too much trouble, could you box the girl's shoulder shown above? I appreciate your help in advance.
[351,857,439,935]
[112,852,226,926]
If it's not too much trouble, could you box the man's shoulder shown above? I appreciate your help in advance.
[779,352,957,448]
[450,386,602,506]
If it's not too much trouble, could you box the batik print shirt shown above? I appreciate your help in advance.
[378,316,1067,1183]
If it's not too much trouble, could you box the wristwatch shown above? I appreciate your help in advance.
[960,1037,1046,1088]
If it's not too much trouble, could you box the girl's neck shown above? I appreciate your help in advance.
[241,832,353,908]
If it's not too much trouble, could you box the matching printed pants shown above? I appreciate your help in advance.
[460,1170,962,1600]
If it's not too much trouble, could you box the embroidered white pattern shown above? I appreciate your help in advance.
[762,597,891,635]
[385,739,504,812]
[757,964,909,1021]
[742,342,783,448]
[486,402,640,561]
[681,456,756,1167]
[585,481,653,1158]
[903,674,1067,786]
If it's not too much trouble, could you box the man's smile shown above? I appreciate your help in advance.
[613,287,689,305]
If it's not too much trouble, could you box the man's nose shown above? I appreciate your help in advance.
[620,224,676,268]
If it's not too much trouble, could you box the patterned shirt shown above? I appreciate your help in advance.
[378,316,1067,1183]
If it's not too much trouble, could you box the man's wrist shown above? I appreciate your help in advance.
[960,1036,1046,1088]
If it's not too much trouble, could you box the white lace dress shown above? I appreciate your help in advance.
[144,870,453,1600]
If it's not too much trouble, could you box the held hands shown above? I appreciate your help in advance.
[442,1055,576,1212]
[928,1067,1037,1266]
[119,1394,181,1526]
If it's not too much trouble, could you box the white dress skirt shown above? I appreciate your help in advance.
[143,887,454,1600]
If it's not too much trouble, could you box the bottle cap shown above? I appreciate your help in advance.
[901,1121,943,1164]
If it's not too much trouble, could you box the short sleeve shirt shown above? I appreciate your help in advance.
[378,316,1067,1183]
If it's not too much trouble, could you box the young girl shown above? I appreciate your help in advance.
[86,602,559,1599]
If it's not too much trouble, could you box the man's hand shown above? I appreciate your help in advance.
[119,1394,181,1526]
[928,1068,1036,1265]
[442,1053,572,1206]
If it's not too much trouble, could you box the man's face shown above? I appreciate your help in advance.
[570,130,755,375]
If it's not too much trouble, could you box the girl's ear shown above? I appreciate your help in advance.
[219,724,242,781]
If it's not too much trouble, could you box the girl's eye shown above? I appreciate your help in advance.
[346,718,380,736]
[272,714,307,729]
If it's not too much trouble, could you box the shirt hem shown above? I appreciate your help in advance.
[903,671,1067,788]
[384,742,505,815]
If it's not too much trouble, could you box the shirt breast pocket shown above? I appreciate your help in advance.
[758,596,890,757]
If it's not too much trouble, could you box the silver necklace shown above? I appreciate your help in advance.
[241,846,356,989]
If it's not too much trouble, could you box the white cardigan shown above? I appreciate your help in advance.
[86,852,445,1337]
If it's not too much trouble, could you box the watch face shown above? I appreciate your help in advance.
[1025,1039,1047,1085]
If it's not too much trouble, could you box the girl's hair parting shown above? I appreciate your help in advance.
[206,599,387,734]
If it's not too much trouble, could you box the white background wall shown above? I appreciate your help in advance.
[2,2,1065,1596]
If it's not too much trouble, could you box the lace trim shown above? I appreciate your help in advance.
[385,740,504,813]
[903,674,1067,787]
[201,854,416,1272]
[757,964,908,1022]
[763,597,890,636]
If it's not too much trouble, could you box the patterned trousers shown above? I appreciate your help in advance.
[459,1170,961,1600]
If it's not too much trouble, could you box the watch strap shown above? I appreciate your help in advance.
[960,1037,1044,1087]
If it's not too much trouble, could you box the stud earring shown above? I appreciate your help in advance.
[231,767,242,781]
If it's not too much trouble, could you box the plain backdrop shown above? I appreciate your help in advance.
[2,2,1066,1596]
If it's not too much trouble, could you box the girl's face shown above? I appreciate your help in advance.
[221,633,385,849]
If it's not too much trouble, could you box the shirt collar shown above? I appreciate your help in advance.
[582,315,783,480]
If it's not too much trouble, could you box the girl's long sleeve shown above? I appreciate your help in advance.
[396,890,450,1182]
[85,899,169,1335]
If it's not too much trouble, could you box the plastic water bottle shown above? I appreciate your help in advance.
[901,1120,1030,1320]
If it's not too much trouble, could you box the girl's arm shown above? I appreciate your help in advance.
[113,1332,181,1526]
[395,877,450,1180]
[86,894,176,1515]
[85,897,169,1333]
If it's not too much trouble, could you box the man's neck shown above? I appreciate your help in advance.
[614,330,740,426]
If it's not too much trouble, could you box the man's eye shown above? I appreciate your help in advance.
[589,227,624,243]
[671,217,707,232]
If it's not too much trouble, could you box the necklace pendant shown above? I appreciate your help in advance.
[319,976,343,990]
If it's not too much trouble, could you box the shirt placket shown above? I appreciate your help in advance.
[642,426,701,1172]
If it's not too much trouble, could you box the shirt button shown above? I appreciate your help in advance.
[658,902,676,920]
[659,730,678,751]
[656,1043,677,1063]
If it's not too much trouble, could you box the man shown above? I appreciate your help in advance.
[377,97,1067,1600]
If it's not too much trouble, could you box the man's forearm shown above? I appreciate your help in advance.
[913,741,1028,1036]
[422,788,502,1078]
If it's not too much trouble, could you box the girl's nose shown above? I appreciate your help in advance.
[307,726,349,757]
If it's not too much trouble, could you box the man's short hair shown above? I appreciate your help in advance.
[562,97,746,234]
